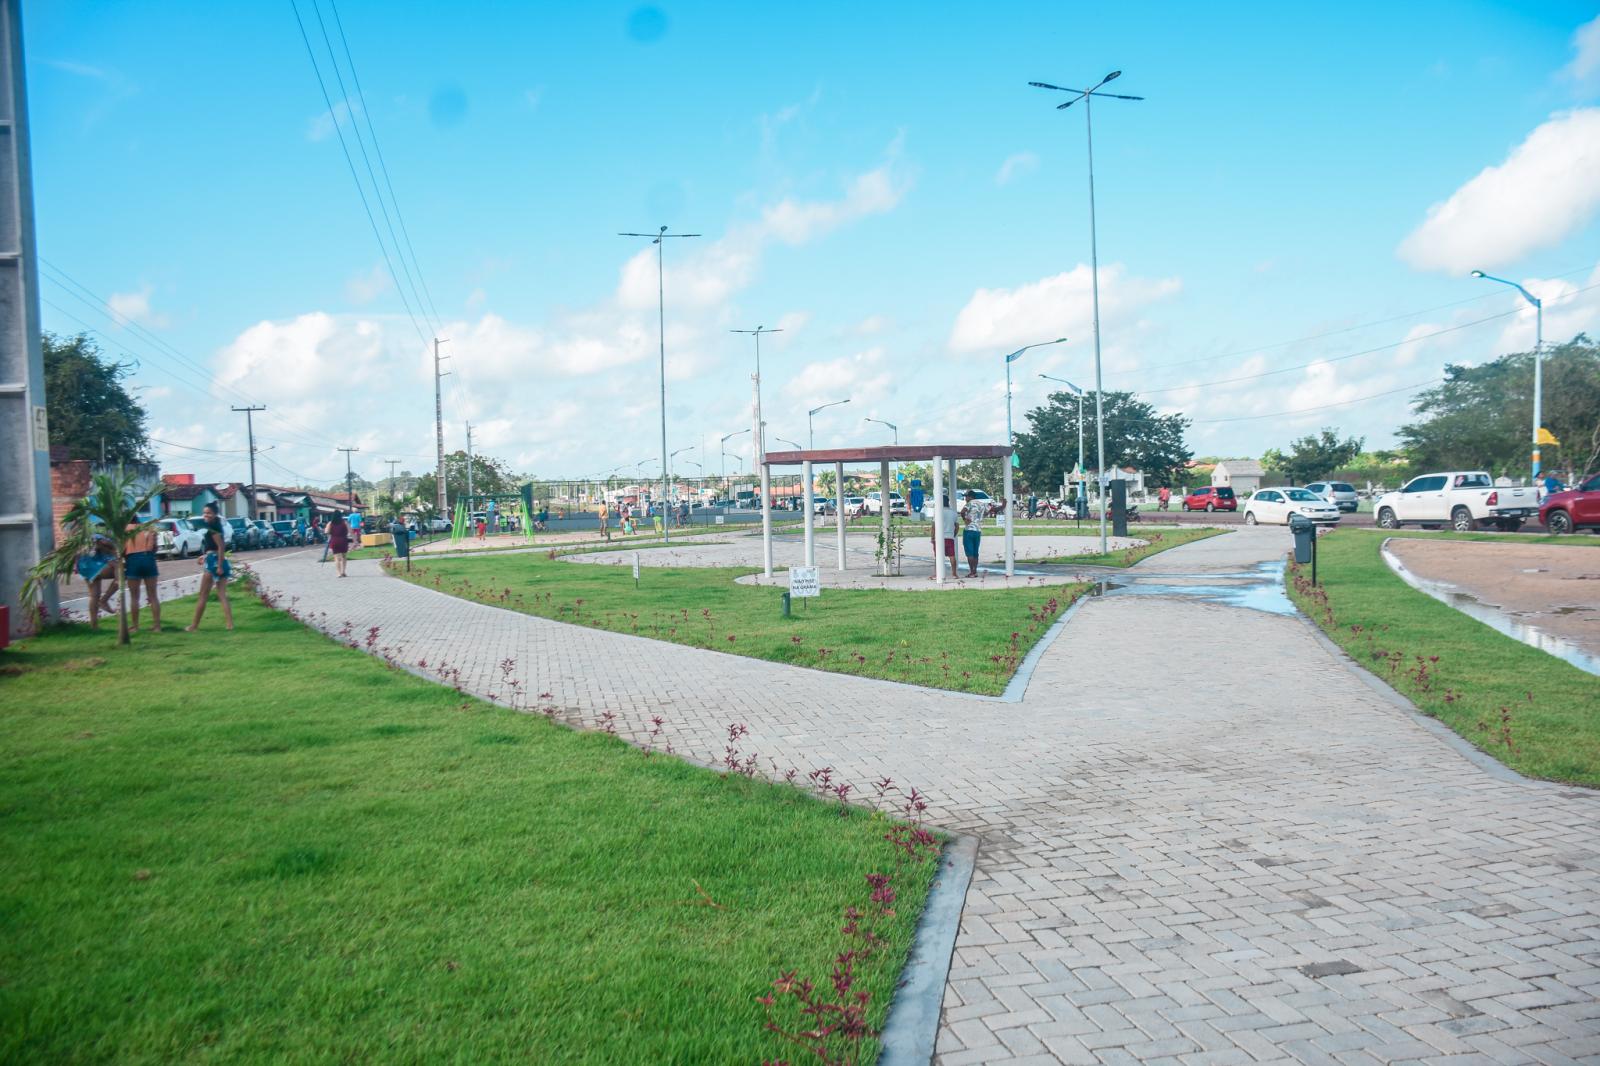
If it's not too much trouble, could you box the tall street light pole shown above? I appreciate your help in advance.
[621,224,700,543]
[720,429,749,502]
[1031,71,1142,552]
[1040,374,1087,510]
[1470,270,1544,482]
[808,398,851,450]
[231,405,265,520]
[1003,338,1067,470]
[731,325,782,463]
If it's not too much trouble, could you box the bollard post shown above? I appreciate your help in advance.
[781,592,791,618]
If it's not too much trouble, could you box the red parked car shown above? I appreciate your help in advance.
[1182,486,1237,512]
[1540,473,1600,534]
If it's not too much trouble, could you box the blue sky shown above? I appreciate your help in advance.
[26,1,1600,487]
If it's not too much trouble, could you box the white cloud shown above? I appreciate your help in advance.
[1562,15,1600,85]
[781,348,892,445]
[107,285,168,328]
[344,263,390,304]
[1397,108,1600,272]
[308,99,359,142]
[758,163,905,244]
[1492,262,1600,352]
[995,151,1038,186]
[947,263,1182,353]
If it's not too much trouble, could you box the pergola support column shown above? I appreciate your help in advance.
[931,454,945,586]
[759,462,773,578]
[803,460,815,567]
[834,460,846,571]
[1003,452,1015,577]
[879,458,891,577]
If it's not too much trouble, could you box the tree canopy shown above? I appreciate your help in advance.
[1262,428,1364,486]
[1398,337,1600,480]
[413,450,521,509]
[43,332,151,462]
[1014,389,1192,491]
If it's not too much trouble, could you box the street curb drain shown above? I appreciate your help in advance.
[877,833,979,1066]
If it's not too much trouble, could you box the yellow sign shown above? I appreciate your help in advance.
[1536,427,1560,446]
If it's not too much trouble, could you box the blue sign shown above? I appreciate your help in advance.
[909,478,924,512]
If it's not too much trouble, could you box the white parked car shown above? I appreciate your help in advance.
[861,491,909,516]
[1373,471,1539,532]
[1303,481,1359,513]
[1243,487,1341,526]
[153,517,206,558]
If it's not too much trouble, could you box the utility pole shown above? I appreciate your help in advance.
[465,421,474,504]
[338,446,359,513]
[385,459,401,504]
[231,405,265,520]
[433,337,450,515]
[0,0,54,637]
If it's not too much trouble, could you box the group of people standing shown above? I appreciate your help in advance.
[931,489,991,579]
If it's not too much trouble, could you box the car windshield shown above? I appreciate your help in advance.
[1332,483,1355,492]
[1454,473,1491,488]
[1214,488,1235,498]
[1285,489,1322,502]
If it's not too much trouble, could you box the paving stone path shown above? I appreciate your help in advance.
[253,529,1600,1065]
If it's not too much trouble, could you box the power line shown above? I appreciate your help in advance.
[326,0,443,327]
[288,0,430,348]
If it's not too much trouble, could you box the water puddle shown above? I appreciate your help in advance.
[1084,561,1297,615]
[1382,547,1600,676]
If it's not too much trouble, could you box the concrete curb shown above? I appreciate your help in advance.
[877,833,979,1066]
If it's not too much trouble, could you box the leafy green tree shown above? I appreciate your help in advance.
[1261,428,1364,486]
[1015,389,1192,492]
[23,466,161,644]
[43,332,151,462]
[413,450,521,509]
[1399,337,1600,481]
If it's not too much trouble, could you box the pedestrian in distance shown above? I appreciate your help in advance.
[349,510,363,549]
[961,489,986,577]
[124,520,162,632]
[186,503,233,632]
[597,501,611,542]
[326,510,352,578]
[536,505,548,532]
[75,531,119,628]
[1158,486,1171,511]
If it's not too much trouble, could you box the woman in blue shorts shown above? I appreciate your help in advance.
[186,503,234,631]
[123,523,162,632]
[75,533,119,628]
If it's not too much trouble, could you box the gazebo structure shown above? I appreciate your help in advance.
[758,444,1017,585]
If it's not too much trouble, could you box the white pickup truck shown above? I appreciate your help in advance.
[1374,471,1538,532]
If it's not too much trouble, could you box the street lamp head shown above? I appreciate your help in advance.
[1470,270,1486,278]
[1104,70,1121,82]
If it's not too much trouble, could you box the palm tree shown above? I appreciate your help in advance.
[24,466,163,645]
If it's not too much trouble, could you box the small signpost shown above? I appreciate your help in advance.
[633,551,641,589]
[789,565,820,599]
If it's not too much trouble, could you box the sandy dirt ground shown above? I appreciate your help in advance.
[1387,539,1600,655]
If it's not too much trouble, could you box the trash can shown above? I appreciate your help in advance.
[1289,514,1315,564]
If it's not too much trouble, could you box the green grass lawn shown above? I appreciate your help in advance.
[1036,525,1226,567]
[394,553,1086,695]
[0,594,938,1064]
[1287,529,1600,787]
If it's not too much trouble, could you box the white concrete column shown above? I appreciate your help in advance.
[760,462,773,579]
[931,454,945,586]
[948,459,958,509]
[834,460,847,571]
[803,460,815,567]
[1003,452,1015,577]
[880,458,891,577]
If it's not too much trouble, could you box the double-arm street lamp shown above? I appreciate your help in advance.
[808,398,851,449]
[1004,338,1067,468]
[620,223,700,543]
[720,429,749,499]
[1470,270,1545,481]
[1030,71,1142,552]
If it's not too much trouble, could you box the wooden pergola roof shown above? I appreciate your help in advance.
[762,444,1011,467]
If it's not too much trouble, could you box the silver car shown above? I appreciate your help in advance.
[1304,481,1359,513]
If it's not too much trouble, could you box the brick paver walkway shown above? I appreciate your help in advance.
[253,529,1600,1064]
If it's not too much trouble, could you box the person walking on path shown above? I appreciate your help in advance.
[124,522,162,632]
[349,511,363,550]
[961,490,987,577]
[326,511,352,578]
[597,501,611,542]
[1158,486,1171,511]
[187,504,233,632]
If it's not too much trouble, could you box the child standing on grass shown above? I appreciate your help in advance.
[187,503,233,632]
